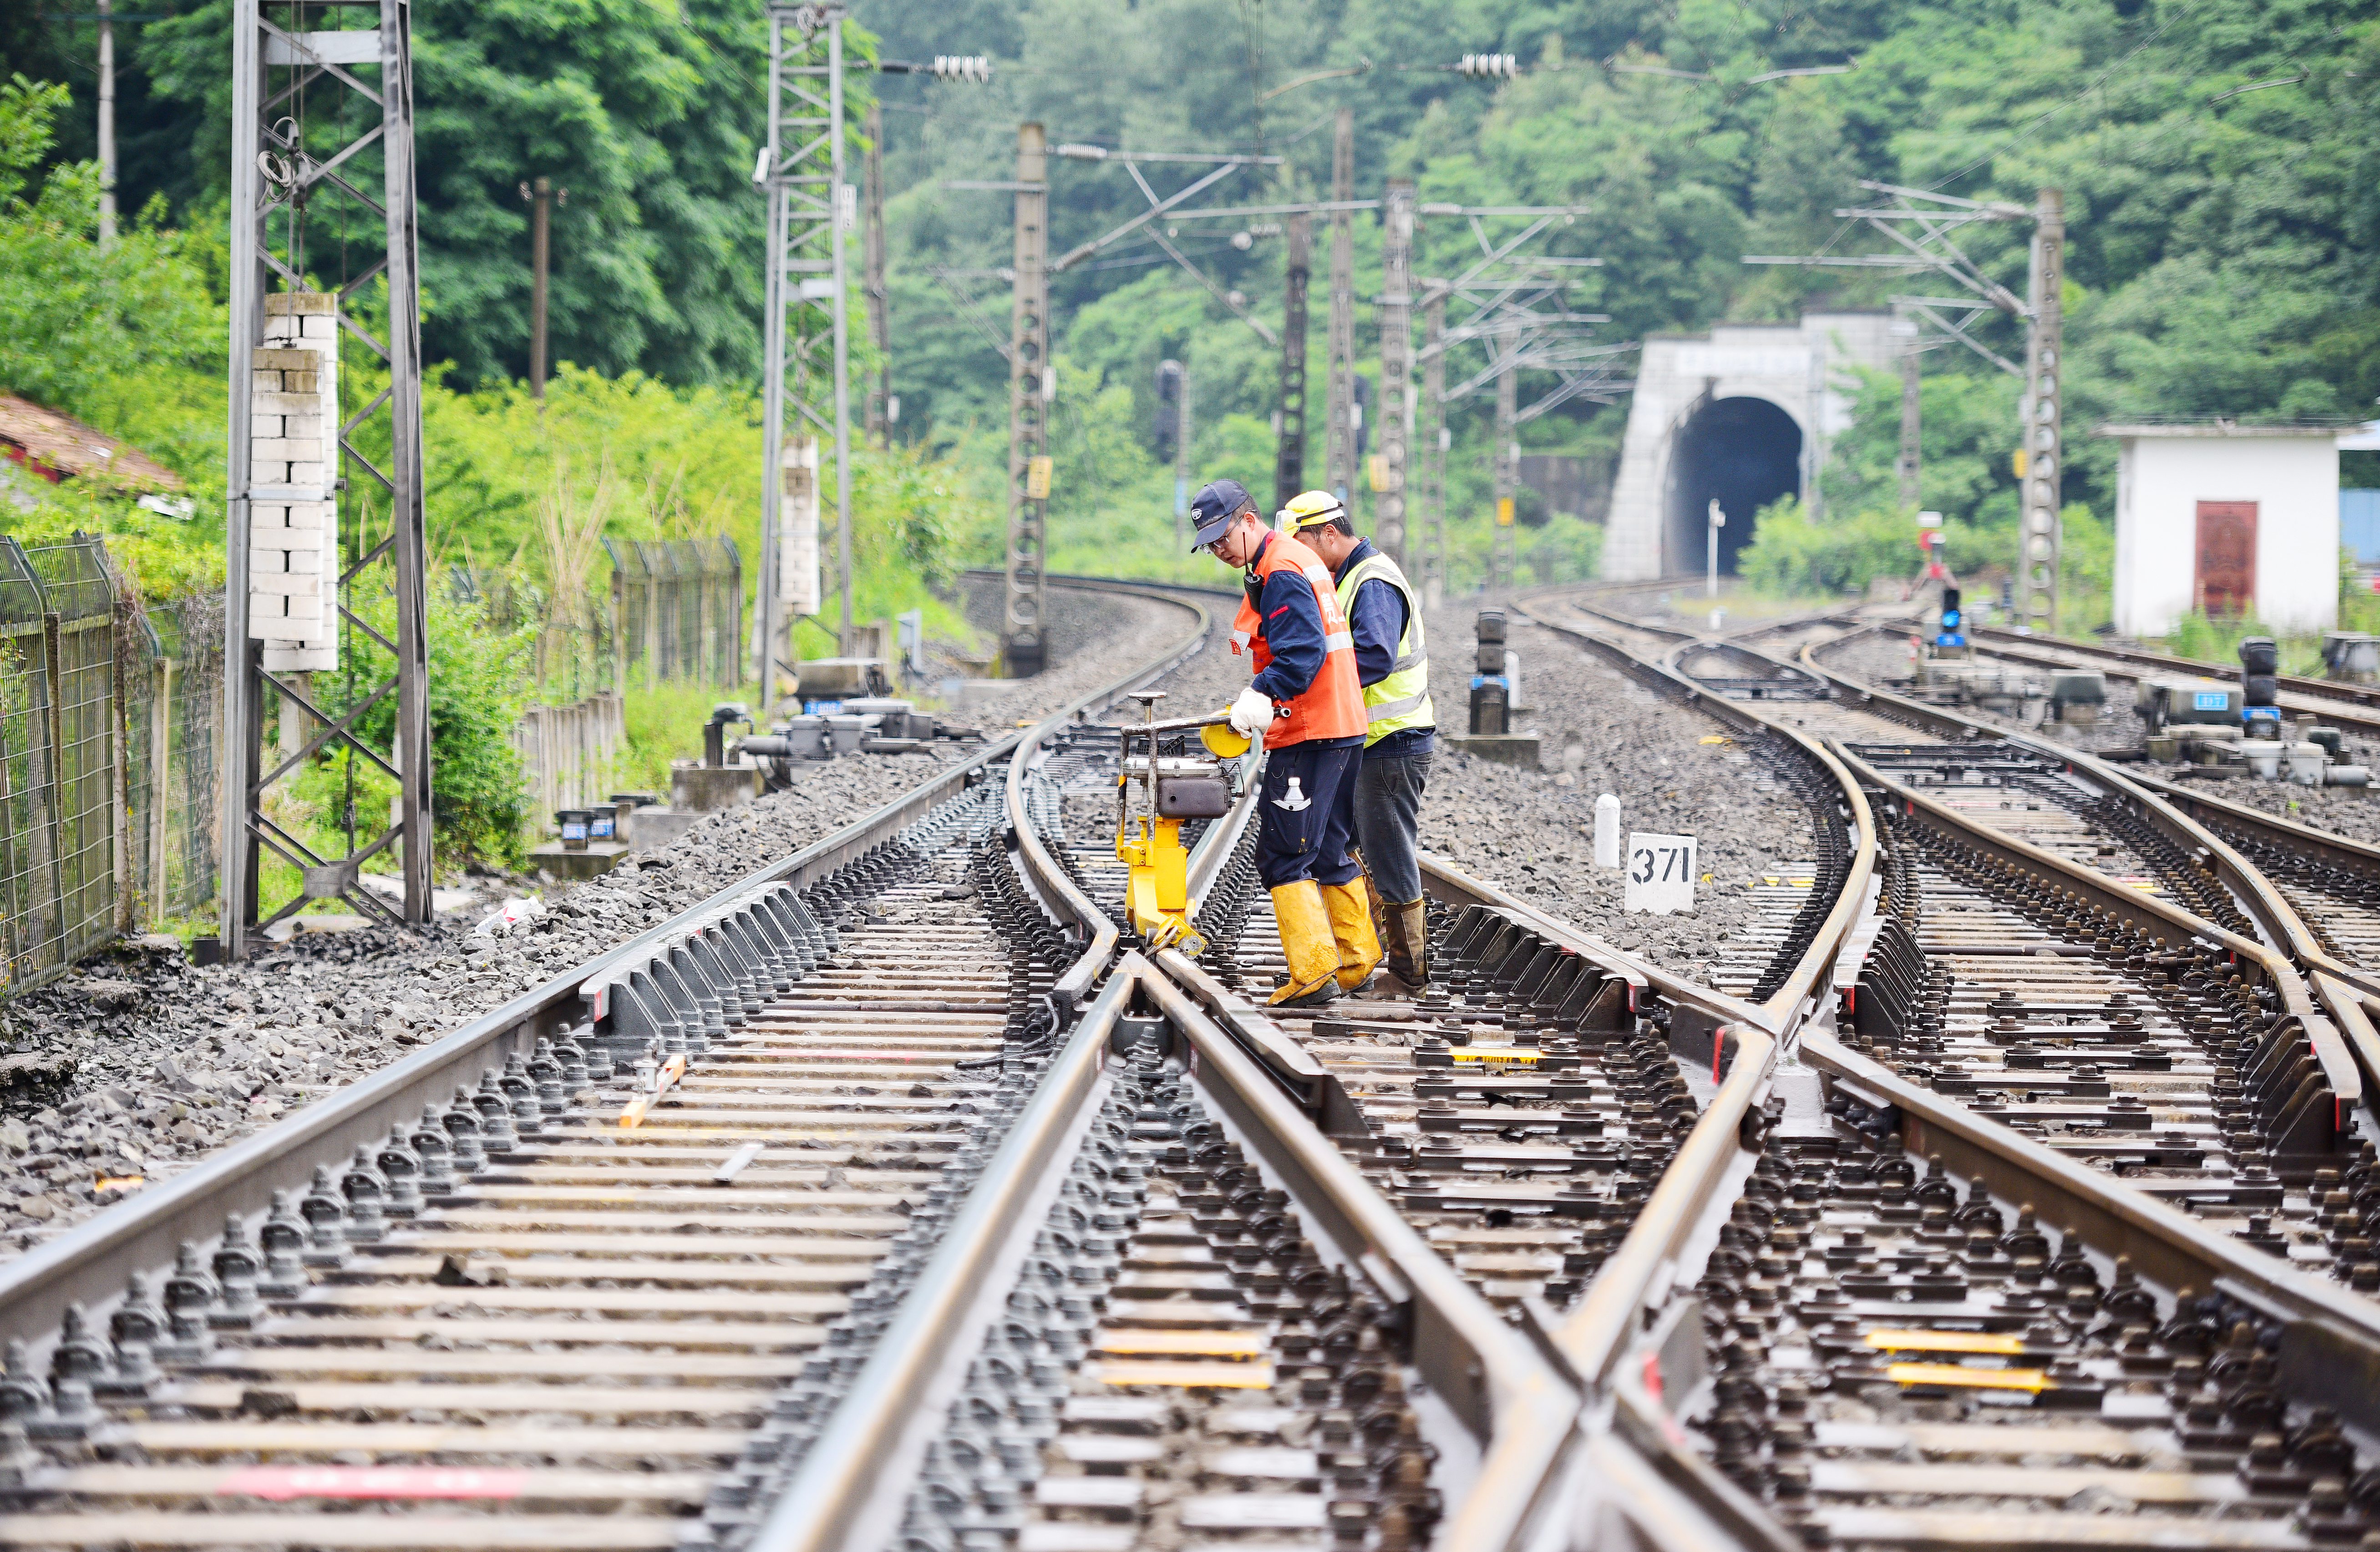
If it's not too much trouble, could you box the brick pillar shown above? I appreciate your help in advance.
[251,292,340,675]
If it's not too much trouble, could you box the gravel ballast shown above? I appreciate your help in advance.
[1416,611,1821,983]
[0,584,1201,1261]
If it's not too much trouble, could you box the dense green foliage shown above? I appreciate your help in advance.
[0,78,987,885]
[126,0,807,389]
[15,0,2378,605]
[0,77,216,411]
[315,595,538,872]
[855,0,2380,590]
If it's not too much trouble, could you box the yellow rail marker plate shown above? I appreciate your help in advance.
[1091,1359,1275,1390]
[1886,1362,2049,1393]
[1443,1049,1538,1065]
[1094,1330,1266,1359]
[1866,1330,2025,1356]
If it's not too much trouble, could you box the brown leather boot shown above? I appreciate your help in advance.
[1380,896,1430,988]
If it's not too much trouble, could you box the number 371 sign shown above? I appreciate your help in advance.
[1624,833,1697,915]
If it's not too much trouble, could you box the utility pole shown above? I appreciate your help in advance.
[1324,108,1355,507]
[519,177,561,399]
[1172,360,1193,552]
[1004,122,1050,675]
[1492,360,1517,589]
[863,99,891,445]
[827,30,853,654]
[224,0,432,956]
[756,2,853,688]
[1419,289,1446,604]
[96,0,117,248]
[1375,178,1413,565]
[2020,187,2065,632]
[1745,180,2071,618]
[1895,309,1921,508]
[1274,213,1311,512]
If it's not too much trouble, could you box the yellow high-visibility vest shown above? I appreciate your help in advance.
[1335,549,1435,747]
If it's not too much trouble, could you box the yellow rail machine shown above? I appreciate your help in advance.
[1113,691,1248,954]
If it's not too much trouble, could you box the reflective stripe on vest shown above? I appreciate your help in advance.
[1238,533,1369,749]
[1334,550,1436,747]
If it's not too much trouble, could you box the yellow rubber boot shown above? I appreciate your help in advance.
[1266,881,1343,1008]
[1324,877,1384,992]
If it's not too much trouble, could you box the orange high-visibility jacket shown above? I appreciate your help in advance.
[1228,532,1367,750]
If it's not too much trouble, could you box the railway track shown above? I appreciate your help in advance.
[15,569,2380,1552]
[0,579,1220,1552]
[1519,583,2380,1550]
[0,575,1800,1552]
[1822,617,2380,1009]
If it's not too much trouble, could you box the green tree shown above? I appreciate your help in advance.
[0,77,216,413]
[1818,365,2022,529]
[139,0,840,389]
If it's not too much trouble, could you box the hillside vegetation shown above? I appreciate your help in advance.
[6,0,2375,610]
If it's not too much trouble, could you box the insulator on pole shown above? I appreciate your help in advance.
[932,55,992,83]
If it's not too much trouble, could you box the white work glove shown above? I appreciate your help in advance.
[1228,685,1278,738]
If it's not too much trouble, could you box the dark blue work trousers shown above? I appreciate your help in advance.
[1353,748,1432,903]
[1255,737,1362,889]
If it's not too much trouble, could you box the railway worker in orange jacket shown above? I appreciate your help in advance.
[1188,478,1381,1007]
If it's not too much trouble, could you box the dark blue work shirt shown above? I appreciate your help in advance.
[1330,538,1435,759]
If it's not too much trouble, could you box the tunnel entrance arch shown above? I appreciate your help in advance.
[1665,396,1805,576]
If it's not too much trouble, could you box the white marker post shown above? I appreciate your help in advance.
[1707,497,1725,599]
[1594,794,1622,868]
[1624,832,1697,914]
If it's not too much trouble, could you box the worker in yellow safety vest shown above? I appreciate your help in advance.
[1276,490,1437,989]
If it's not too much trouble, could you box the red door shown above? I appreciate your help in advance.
[2195,501,2257,617]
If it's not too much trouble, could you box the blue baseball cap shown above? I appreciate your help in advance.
[1188,479,1256,552]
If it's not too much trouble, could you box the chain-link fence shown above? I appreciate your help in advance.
[606,537,742,691]
[0,535,217,993]
[149,593,223,922]
[0,531,745,993]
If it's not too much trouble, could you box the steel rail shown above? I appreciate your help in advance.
[1512,583,2380,1543]
[1483,601,1881,1547]
[1663,614,2380,1427]
[763,575,1580,1552]
[2136,763,2380,884]
[1798,621,2380,1104]
[1008,579,1217,1009]
[1508,599,1883,1035]
[2130,770,2380,1024]
[1380,591,1885,1550]
[1834,739,2360,1094]
[1791,1019,2380,1434]
[0,578,1210,1354]
[1133,957,1587,1552]
[745,962,1137,1552]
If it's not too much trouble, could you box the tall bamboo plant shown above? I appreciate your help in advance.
[529,453,618,701]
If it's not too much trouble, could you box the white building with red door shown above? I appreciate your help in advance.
[2104,422,2345,638]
